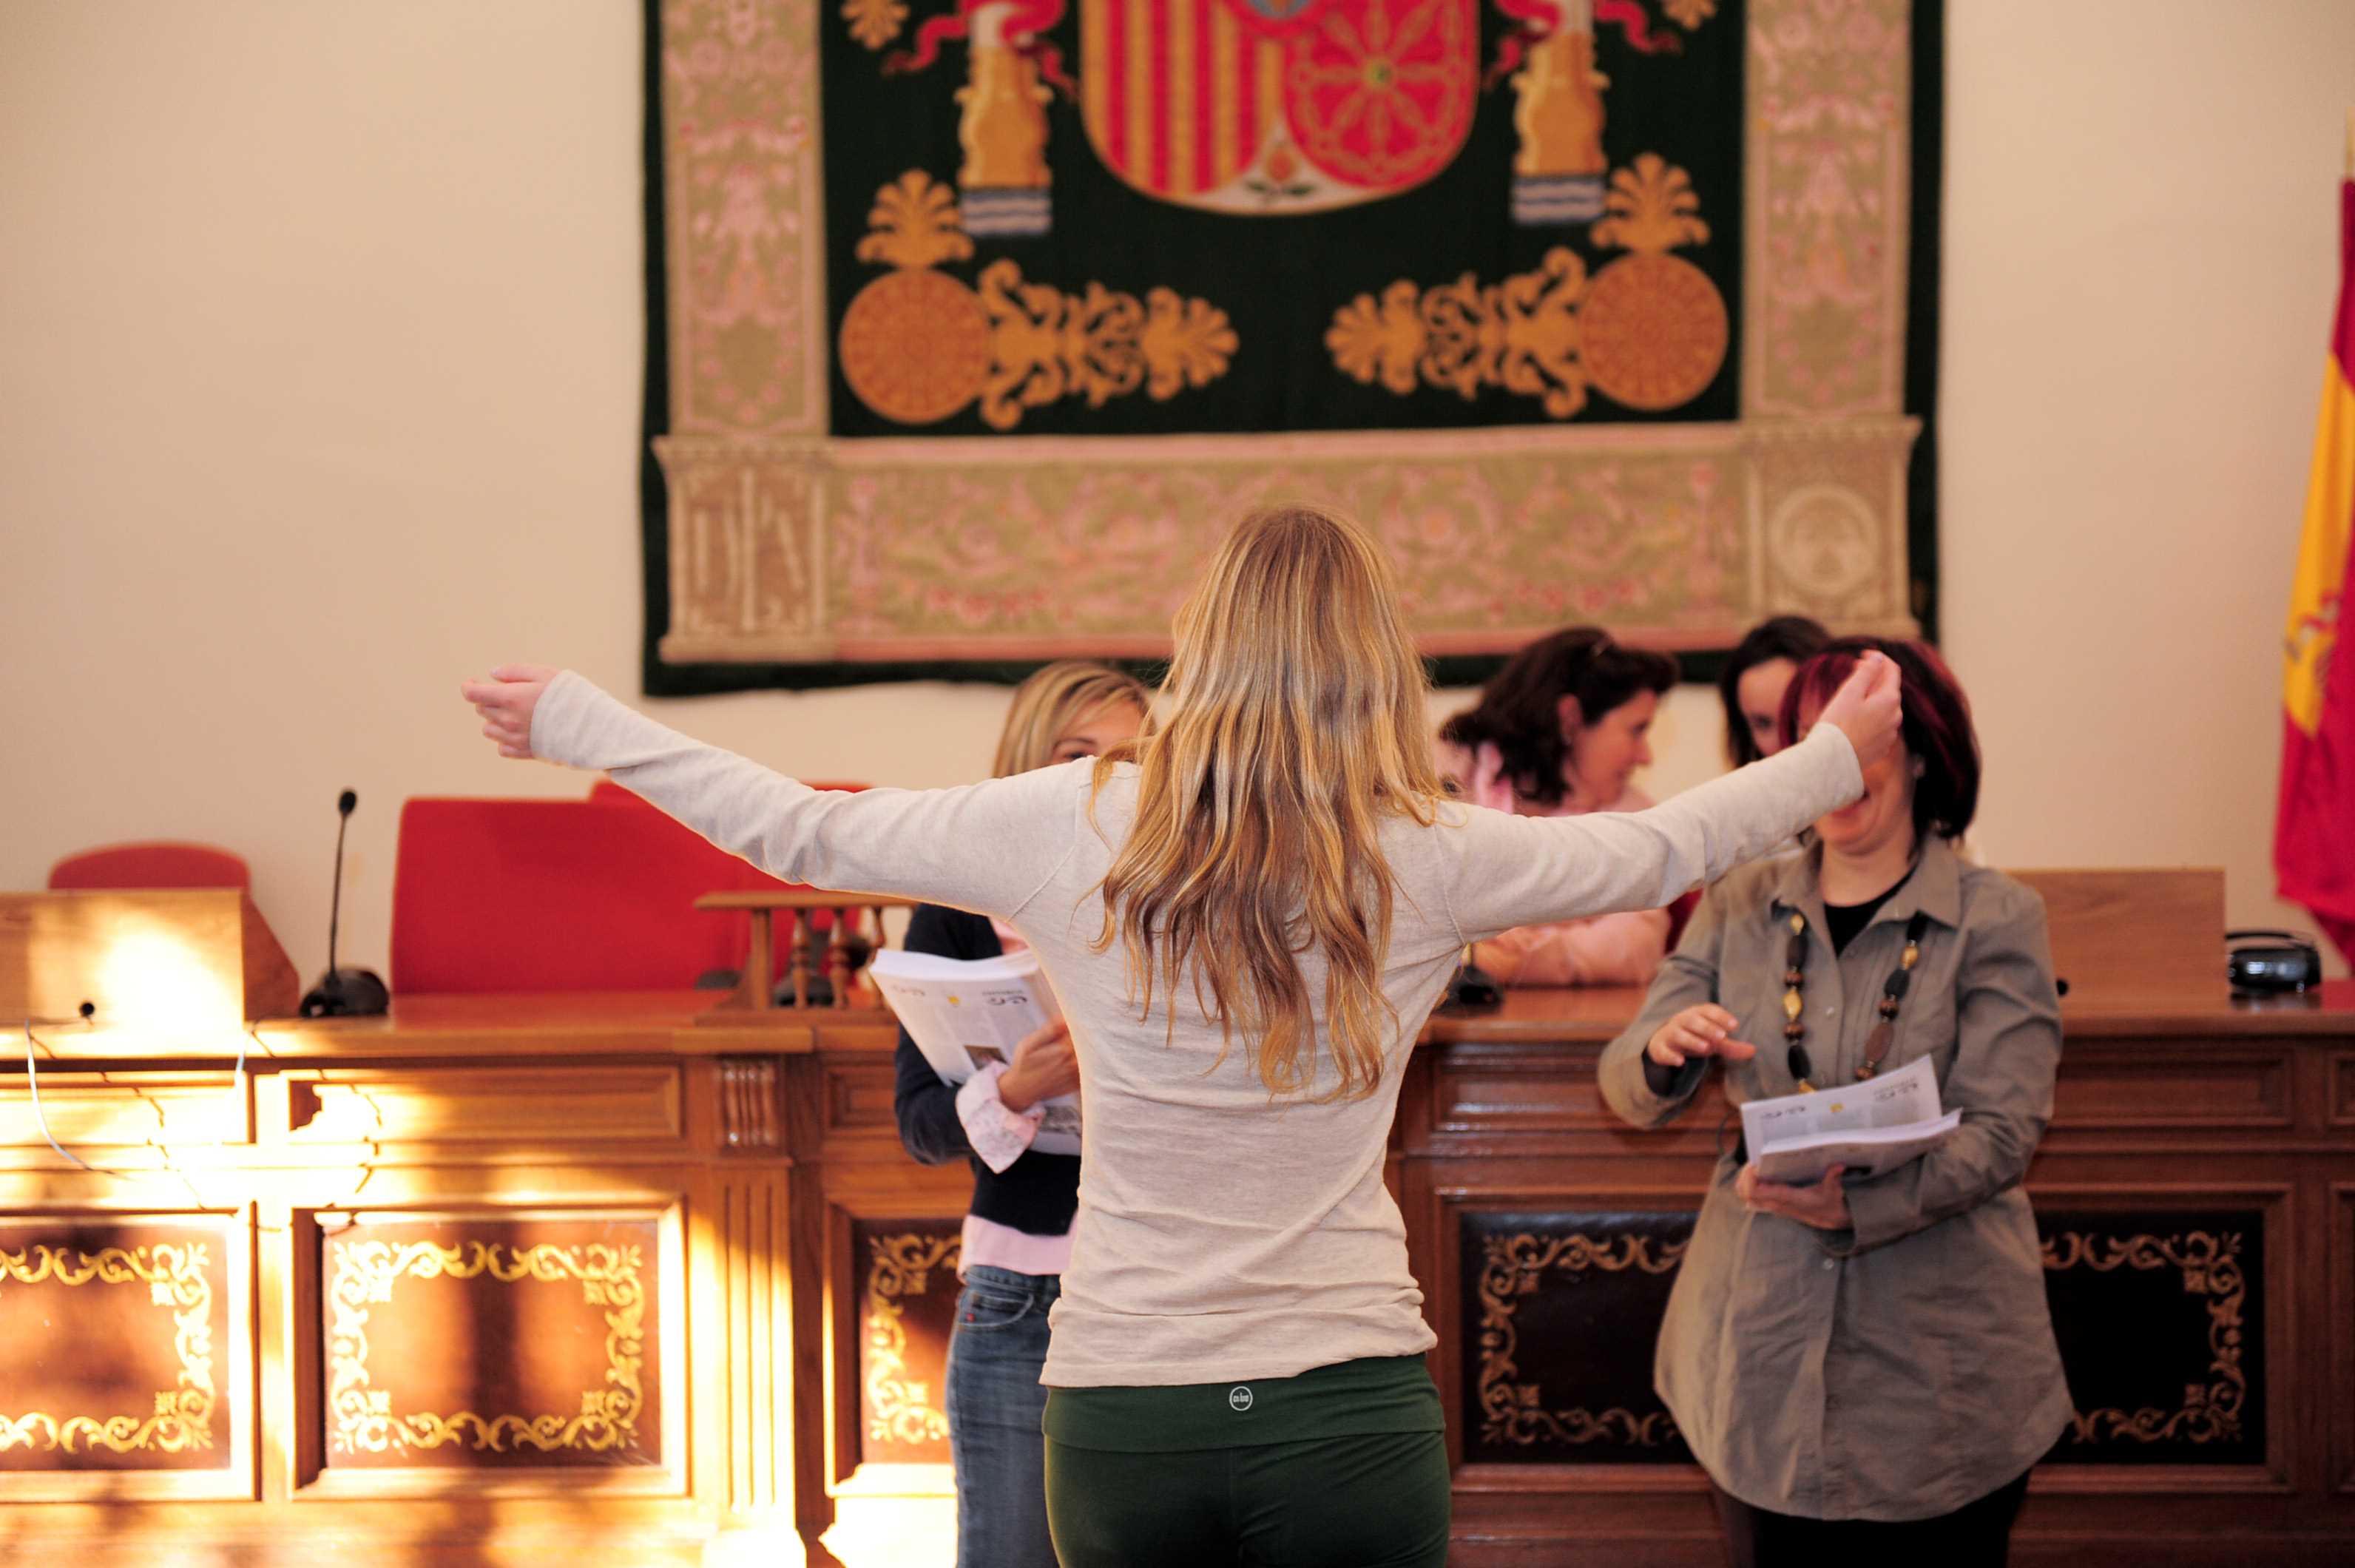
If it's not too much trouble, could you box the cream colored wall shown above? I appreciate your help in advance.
[2,0,2348,988]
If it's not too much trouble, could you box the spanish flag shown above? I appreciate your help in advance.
[2277,167,2355,967]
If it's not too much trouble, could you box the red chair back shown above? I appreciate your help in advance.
[391,797,797,995]
[49,842,251,892]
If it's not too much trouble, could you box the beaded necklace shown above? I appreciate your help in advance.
[1780,908,1932,1091]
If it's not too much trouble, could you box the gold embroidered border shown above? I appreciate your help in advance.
[326,1239,646,1456]
[1473,1231,1686,1449]
[0,1243,215,1456]
[2041,1229,2249,1447]
[863,1231,960,1447]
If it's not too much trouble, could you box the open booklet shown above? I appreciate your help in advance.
[868,946,1080,1157]
[1738,1055,1962,1184]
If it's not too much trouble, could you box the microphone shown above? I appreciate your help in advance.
[300,788,389,1018]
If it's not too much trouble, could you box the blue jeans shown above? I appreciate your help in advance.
[945,1263,1060,1568]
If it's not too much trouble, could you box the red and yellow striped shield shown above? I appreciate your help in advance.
[1078,0,1476,214]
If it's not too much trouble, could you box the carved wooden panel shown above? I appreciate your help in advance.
[853,1217,962,1468]
[2038,1208,2266,1467]
[2048,1052,2291,1131]
[0,1075,248,1147]
[2331,1054,2355,1127]
[319,1214,664,1470]
[0,1217,233,1471]
[718,1057,780,1151]
[1457,1210,1696,1466]
[826,1063,899,1134]
[1455,1203,2273,1473]
[287,1067,683,1144]
[1433,1050,1613,1135]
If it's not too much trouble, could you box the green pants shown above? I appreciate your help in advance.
[1041,1356,1450,1568]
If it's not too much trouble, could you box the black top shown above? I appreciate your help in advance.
[891,903,1082,1240]
[1822,859,1920,956]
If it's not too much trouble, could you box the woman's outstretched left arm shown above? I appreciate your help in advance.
[462,666,1080,920]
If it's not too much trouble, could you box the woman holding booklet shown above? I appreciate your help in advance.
[460,506,1900,1567]
[888,660,1146,1568]
[1601,638,2067,1567]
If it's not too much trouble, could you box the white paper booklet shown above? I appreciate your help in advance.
[868,946,1079,1156]
[1738,1055,1962,1184]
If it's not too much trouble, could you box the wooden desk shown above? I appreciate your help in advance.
[3,984,2352,1566]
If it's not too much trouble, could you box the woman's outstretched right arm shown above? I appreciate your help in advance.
[461,666,1078,920]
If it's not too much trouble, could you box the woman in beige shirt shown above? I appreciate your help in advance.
[1601,638,2068,1566]
[464,507,1902,1567]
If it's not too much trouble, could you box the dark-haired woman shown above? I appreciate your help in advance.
[1601,637,2067,1567]
[1718,615,1830,768]
[1436,627,1680,985]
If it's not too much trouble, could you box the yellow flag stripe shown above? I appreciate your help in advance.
[2286,353,2355,734]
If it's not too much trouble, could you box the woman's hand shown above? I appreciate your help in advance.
[1737,1161,1852,1230]
[459,664,558,760]
[997,1019,1078,1113]
[1646,1004,1757,1072]
[1814,650,1903,770]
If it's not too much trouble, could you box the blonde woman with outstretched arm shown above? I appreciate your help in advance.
[463,506,1900,1568]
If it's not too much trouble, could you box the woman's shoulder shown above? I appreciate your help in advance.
[1702,856,1786,917]
[1952,859,2048,931]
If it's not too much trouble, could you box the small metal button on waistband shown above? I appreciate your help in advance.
[1229,1386,1254,1412]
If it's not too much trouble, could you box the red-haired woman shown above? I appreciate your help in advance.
[1601,637,2067,1566]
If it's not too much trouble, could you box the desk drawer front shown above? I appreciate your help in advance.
[286,1067,683,1144]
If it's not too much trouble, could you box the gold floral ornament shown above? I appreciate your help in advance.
[837,170,1237,430]
[0,1242,216,1456]
[842,0,907,50]
[864,1231,959,1447]
[1663,0,1717,28]
[1327,249,1589,419]
[1580,153,1729,410]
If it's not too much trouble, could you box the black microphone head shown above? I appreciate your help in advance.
[337,789,358,816]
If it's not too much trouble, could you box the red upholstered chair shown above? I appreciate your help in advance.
[391,797,808,995]
[49,842,251,892]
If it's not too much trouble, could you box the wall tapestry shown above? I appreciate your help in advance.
[641,0,1939,691]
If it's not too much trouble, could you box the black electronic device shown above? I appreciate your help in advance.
[2226,929,2325,994]
[300,788,390,1017]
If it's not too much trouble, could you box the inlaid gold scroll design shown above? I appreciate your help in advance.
[865,1230,961,1447]
[1474,1231,1686,1448]
[2041,1228,2248,1447]
[1326,153,1728,417]
[328,1239,646,1456]
[837,171,1237,430]
[0,1242,216,1456]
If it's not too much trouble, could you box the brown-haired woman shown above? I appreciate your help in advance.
[893,660,1148,1568]
[1718,615,1830,768]
[462,507,1900,1567]
[1601,637,2067,1566]
[1436,628,1682,984]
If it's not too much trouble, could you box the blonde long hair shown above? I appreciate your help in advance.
[993,661,1152,778]
[1092,505,1442,1102]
